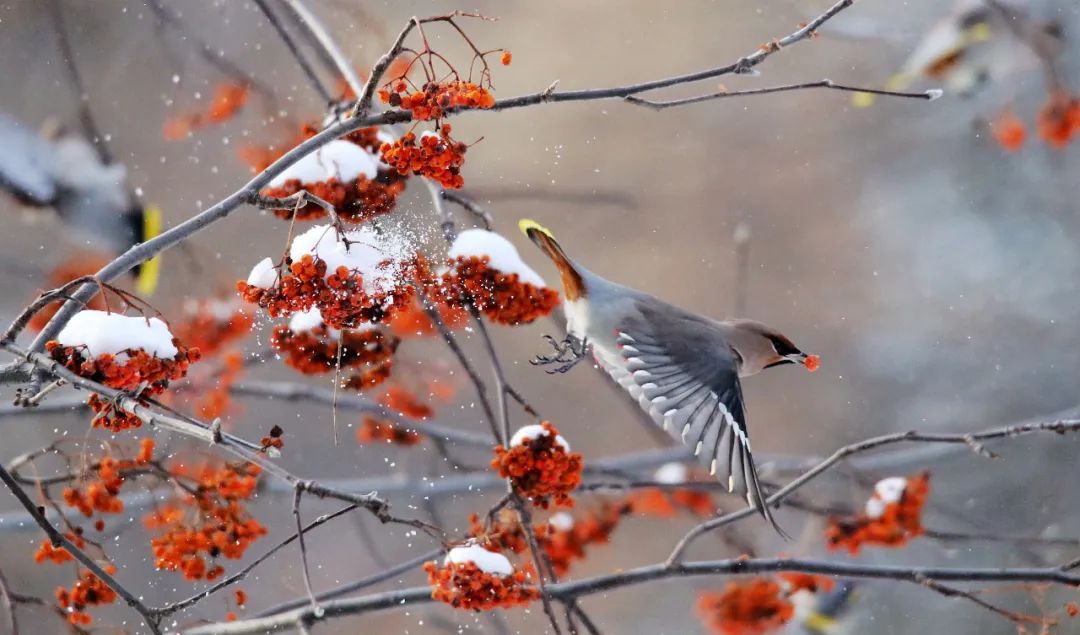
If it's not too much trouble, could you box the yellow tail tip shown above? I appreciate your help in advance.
[518,218,554,238]
[135,204,163,296]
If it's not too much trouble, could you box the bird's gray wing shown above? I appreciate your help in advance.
[600,298,784,536]
[0,114,58,205]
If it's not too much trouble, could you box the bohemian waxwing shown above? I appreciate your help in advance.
[520,219,818,537]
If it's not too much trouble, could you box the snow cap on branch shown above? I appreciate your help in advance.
[56,310,178,358]
[246,257,279,289]
[510,423,570,451]
[448,229,546,288]
[268,139,379,188]
[444,544,513,576]
[866,476,908,519]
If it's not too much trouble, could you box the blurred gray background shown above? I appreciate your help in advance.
[2,0,1080,633]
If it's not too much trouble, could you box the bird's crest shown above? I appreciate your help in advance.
[517,218,584,300]
[518,218,554,239]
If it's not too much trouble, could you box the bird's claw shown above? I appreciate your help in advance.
[531,335,589,374]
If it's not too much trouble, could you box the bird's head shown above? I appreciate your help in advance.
[729,319,819,374]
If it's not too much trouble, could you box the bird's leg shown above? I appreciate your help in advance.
[530,335,589,374]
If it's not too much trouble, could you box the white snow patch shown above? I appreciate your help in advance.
[289,224,412,295]
[56,310,178,358]
[246,257,279,289]
[866,476,908,518]
[510,424,569,451]
[445,545,513,576]
[448,229,546,288]
[653,462,688,485]
[548,512,575,532]
[289,307,325,333]
[268,140,379,187]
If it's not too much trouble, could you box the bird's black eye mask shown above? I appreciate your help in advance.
[765,334,802,357]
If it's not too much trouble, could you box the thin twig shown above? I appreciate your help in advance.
[292,486,323,618]
[179,556,1080,634]
[279,0,364,96]
[0,463,162,634]
[441,190,494,230]
[252,0,333,103]
[156,504,359,617]
[666,418,1080,565]
[624,79,940,110]
[0,567,17,635]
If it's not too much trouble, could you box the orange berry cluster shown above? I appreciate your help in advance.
[173,301,253,357]
[144,462,266,581]
[34,529,86,565]
[379,80,496,121]
[825,472,930,555]
[56,566,118,626]
[388,294,470,338]
[356,415,421,446]
[536,503,630,576]
[193,351,245,420]
[626,485,716,518]
[237,255,415,330]
[27,254,111,332]
[423,558,538,611]
[469,502,631,578]
[439,256,560,325]
[263,175,407,224]
[269,323,398,391]
[46,340,198,394]
[380,126,467,189]
[990,92,1080,151]
[164,82,250,141]
[46,339,200,431]
[378,384,434,420]
[696,574,835,635]
[467,512,530,556]
[491,422,583,509]
[62,439,156,519]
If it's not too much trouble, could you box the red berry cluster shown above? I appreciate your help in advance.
[379,80,496,121]
[825,472,930,555]
[423,557,537,611]
[439,255,560,325]
[380,126,467,189]
[144,462,266,581]
[56,567,119,626]
[491,422,583,509]
[237,254,416,330]
[269,323,398,391]
[46,338,199,432]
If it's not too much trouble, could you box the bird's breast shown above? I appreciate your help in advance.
[563,298,591,340]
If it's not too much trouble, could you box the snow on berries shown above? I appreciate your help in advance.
[440,228,560,325]
[825,472,930,554]
[492,422,583,509]
[236,224,417,329]
[46,310,199,431]
[424,543,538,611]
[260,138,406,224]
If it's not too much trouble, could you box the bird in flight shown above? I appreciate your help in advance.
[519,219,818,537]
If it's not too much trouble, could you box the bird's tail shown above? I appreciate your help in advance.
[518,218,585,300]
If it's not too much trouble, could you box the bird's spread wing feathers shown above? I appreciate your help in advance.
[595,299,784,535]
